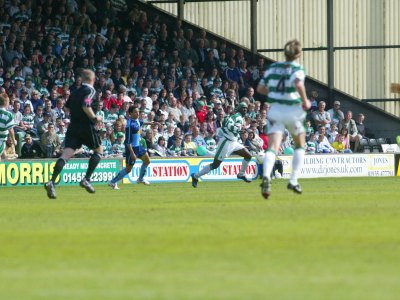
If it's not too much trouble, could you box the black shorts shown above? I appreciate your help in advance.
[64,124,101,150]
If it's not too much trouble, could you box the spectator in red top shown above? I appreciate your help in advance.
[114,90,125,109]
[195,99,207,123]
[102,89,117,110]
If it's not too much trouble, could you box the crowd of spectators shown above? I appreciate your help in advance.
[0,0,371,161]
[303,98,370,154]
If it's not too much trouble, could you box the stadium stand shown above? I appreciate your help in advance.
[0,0,397,160]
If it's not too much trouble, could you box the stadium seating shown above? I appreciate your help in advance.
[359,138,370,153]
[368,139,381,153]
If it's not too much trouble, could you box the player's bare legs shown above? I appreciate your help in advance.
[191,158,222,188]
[261,132,282,199]
[233,148,253,183]
[287,133,306,194]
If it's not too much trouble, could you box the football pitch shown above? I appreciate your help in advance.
[1,177,400,300]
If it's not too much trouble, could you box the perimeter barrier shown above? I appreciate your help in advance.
[0,154,398,187]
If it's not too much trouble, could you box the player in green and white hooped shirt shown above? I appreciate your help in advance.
[0,93,16,161]
[191,102,253,187]
[257,39,311,199]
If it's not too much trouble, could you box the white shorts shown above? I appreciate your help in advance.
[215,136,245,161]
[267,103,306,136]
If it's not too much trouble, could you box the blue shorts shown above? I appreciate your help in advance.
[126,146,147,165]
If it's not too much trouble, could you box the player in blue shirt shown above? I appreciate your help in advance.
[108,106,158,189]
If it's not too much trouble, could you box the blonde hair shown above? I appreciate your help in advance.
[0,93,9,106]
[284,39,302,61]
[81,69,95,84]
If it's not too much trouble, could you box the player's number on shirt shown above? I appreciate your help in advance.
[276,76,286,93]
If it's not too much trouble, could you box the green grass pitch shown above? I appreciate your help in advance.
[1,177,400,300]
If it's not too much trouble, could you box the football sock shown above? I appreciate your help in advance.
[263,149,276,180]
[195,164,211,178]
[238,158,251,176]
[50,158,66,182]
[112,168,128,183]
[85,152,101,181]
[138,163,148,181]
[290,148,305,185]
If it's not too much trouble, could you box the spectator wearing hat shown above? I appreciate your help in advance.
[20,134,42,159]
[112,132,125,157]
[18,87,30,109]
[211,98,222,113]
[195,98,207,123]
[327,100,344,126]
[17,90,33,113]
